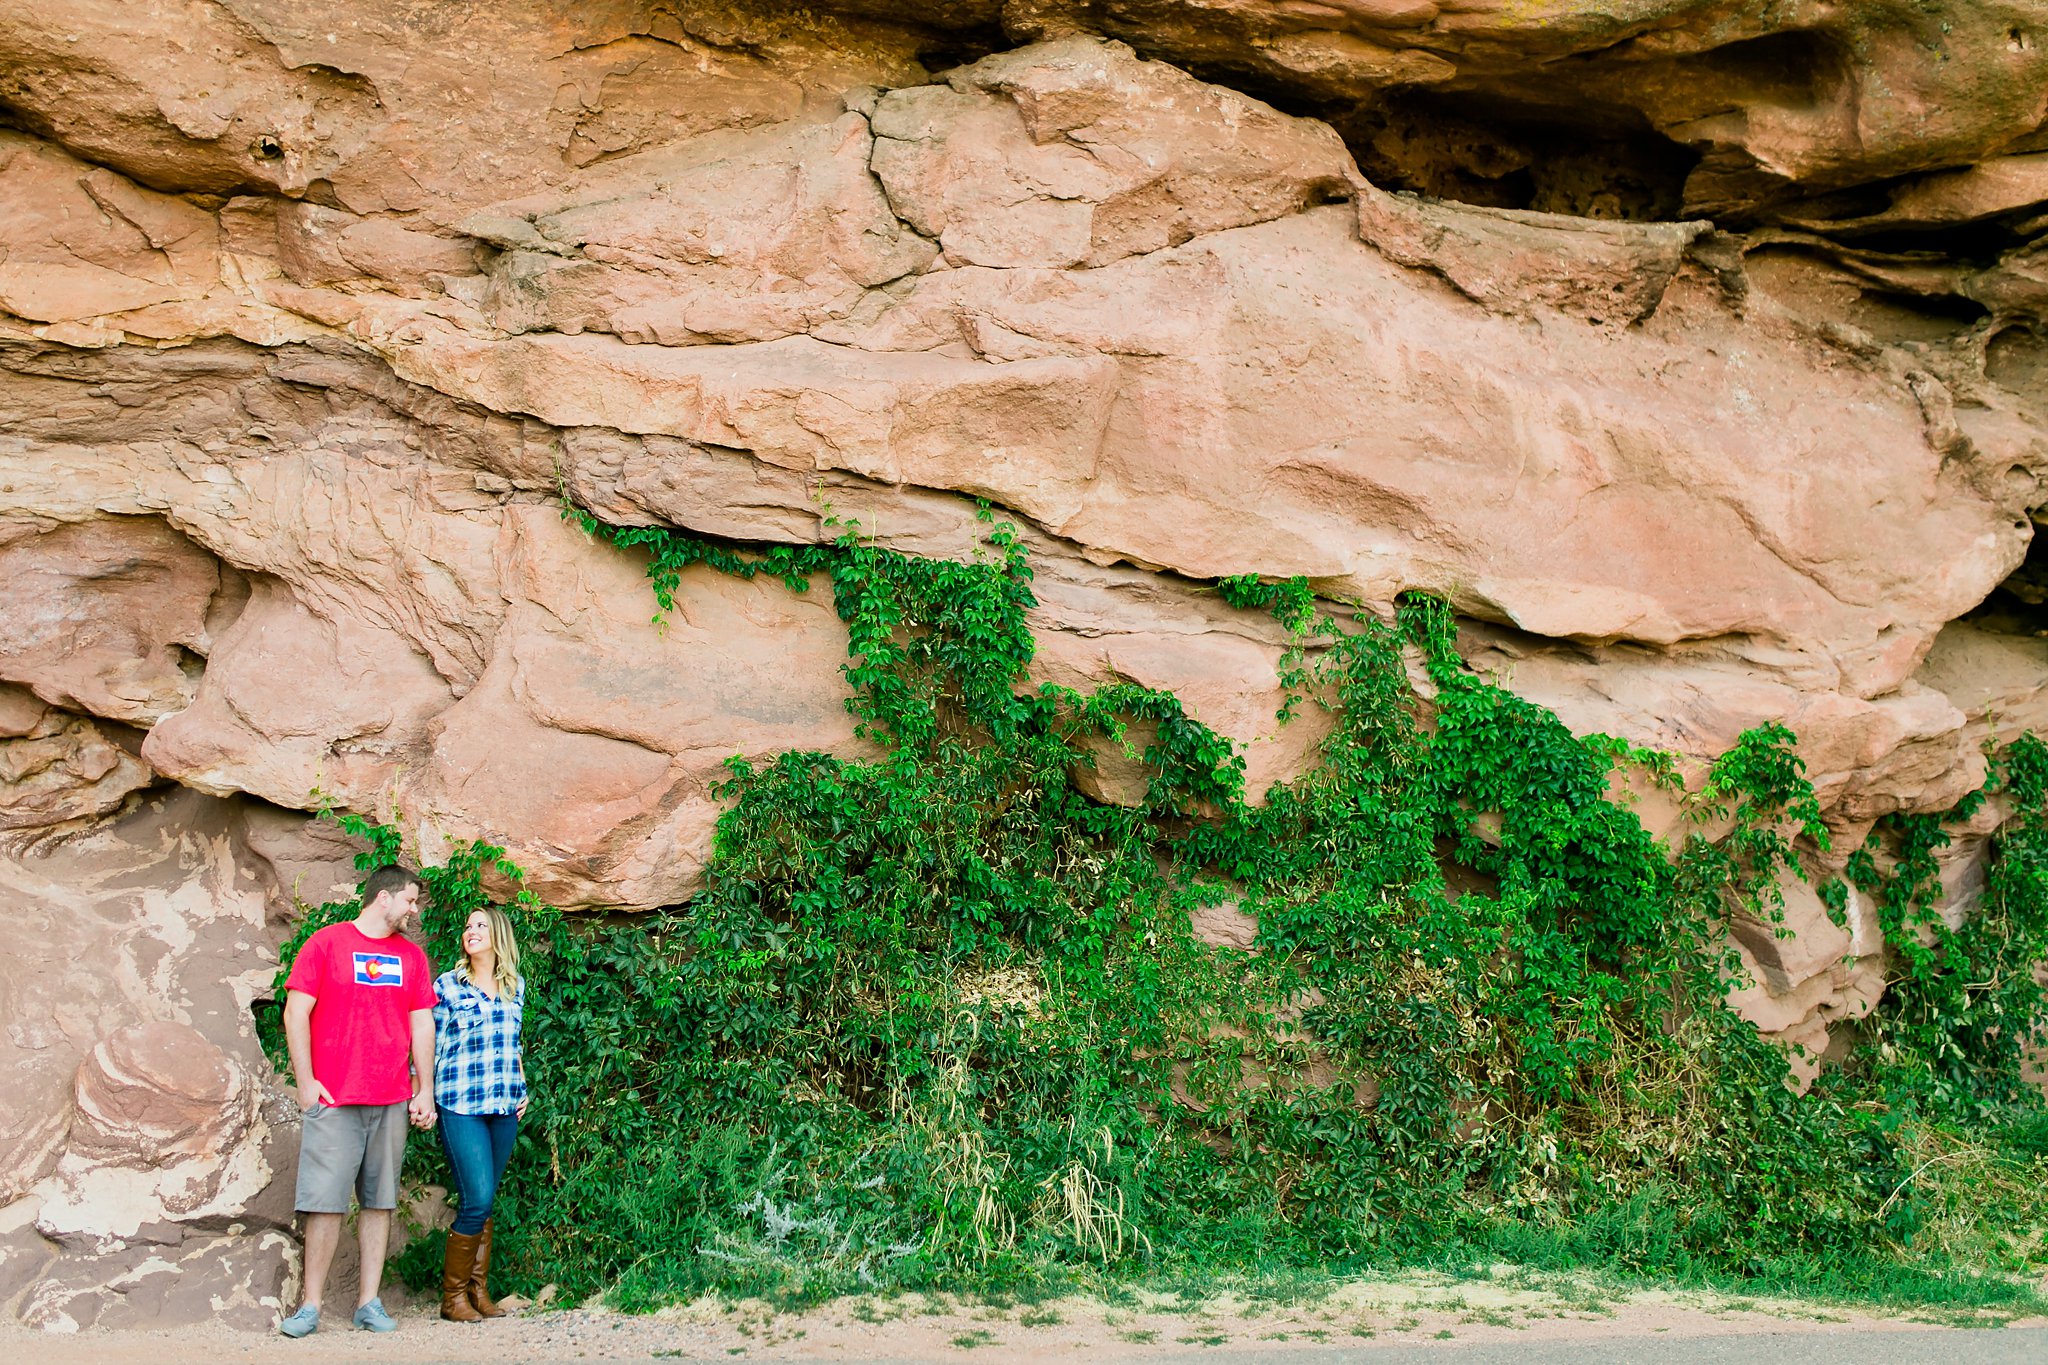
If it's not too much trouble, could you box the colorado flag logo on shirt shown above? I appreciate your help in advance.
[353,951,405,987]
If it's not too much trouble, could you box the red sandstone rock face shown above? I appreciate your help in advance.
[2,0,2046,1324]
[0,685,153,830]
[0,790,343,1329]
[69,1023,251,1172]
[0,518,220,726]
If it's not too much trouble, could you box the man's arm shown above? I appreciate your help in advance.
[283,989,332,1110]
[407,1007,436,1128]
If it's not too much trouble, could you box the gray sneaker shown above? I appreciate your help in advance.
[352,1297,398,1332]
[279,1304,320,1338]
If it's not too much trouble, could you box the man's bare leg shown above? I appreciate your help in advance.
[356,1208,392,1307]
[299,1213,342,1310]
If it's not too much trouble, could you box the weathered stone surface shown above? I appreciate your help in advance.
[1727,893,1888,1095]
[1726,872,1887,1080]
[367,321,1126,534]
[1915,618,2048,755]
[869,39,1356,270]
[1459,627,1989,830]
[0,692,154,831]
[16,1,2044,227]
[3,2,2048,1320]
[379,199,2030,683]
[554,435,1327,805]
[1029,556,1331,804]
[0,1226,58,1317]
[0,1,926,210]
[3,24,2037,891]
[68,1022,251,1173]
[142,577,455,814]
[1354,182,1708,325]
[1785,153,2048,237]
[464,113,936,344]
[16,1225,293,1333]
[0,789,313,1327]
[1189,901,1260,952]
[0,518,221,727]
[404,504,866,908]
[963,1,2048,221]
[0,132,221,325]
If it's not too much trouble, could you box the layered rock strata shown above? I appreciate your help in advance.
[2,0,2044,1326]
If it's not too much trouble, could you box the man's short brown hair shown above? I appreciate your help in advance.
[360,864,424,907]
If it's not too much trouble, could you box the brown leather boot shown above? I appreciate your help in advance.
[468,1218,505,1318]
[440,1231,484,1322]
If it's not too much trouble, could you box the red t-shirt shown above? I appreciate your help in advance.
[284,922,435,1106]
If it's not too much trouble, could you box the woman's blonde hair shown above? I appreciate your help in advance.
[462,905,522,1000]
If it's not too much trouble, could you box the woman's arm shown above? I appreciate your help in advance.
[514,987,528,1119]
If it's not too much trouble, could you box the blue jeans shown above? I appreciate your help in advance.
[439,1110,517,1236]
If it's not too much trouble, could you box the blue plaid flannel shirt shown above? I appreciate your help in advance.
[432,969,527,1116]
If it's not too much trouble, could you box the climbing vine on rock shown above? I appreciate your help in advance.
[1847,736,2048,1111]
[278,506,2048,1311]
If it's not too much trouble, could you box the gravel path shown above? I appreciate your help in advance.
[1169,1326,2048,1365]
[5,1274,2042,1364]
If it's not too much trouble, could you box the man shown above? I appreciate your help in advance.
[276,865,437,1338]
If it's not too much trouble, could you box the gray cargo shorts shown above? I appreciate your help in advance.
[294,1101,409,1213]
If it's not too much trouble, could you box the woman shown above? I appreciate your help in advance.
[432,905,528,1322]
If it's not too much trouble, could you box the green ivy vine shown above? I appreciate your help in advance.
[273,504,2048,1312]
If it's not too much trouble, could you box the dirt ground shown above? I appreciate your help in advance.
[8,1269,2045,1363]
